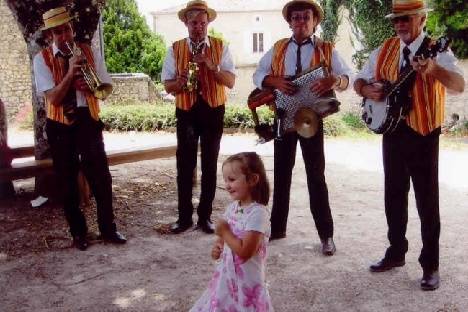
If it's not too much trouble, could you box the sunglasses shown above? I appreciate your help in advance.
[390,15,411,24]
[290,14,312,22]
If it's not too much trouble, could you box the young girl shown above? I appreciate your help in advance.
[190,152,273,312]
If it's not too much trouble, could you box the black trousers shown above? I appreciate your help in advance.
[271,122,334,240]
[383,122,440,271]
[175,98,225,224]
[45,109,116,238]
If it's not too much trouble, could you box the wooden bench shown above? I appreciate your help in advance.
[0,145,177,182]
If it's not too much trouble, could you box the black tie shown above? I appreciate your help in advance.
[295,38,312,75]
[57,53,77,120]
[401,46,411,72]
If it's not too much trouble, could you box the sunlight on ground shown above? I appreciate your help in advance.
[113,288,147,308]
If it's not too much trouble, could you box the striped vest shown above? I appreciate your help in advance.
[173,36,226,110]
[41,43,100,125]
[271,37,334,76]
[376,37,446,135]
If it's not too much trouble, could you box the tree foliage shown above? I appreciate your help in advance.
[102,0,166,80]
[320,0,394,68]
[426,0,468,58]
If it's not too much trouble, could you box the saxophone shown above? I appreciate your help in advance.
[186,41,205,92]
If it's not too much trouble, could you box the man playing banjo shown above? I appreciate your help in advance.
[354,0,464,290]
[253,0,352,255]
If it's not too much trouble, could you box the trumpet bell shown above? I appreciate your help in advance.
[294,108,319,138]
[94,83,113,100]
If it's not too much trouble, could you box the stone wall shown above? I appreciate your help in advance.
[106,73,159,104]
[0,0,32,121]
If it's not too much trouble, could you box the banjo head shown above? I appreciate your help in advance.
[362,98,391,133]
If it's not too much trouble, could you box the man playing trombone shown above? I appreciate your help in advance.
[33,6,126,250]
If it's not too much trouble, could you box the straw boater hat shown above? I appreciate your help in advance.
[178,0,217,23]
[41,6,74,30]
[282,0,324,24]
[385,0,432,18]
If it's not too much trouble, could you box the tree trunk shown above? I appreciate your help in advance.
[0,98,14,199]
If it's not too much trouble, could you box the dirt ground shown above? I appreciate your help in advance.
[1,133,468,312]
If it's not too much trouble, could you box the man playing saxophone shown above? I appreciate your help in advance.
[162,0,235,234]
[33,6,126,250]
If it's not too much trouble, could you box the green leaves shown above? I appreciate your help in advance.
[102,0,166,80]
[426,0,468,58]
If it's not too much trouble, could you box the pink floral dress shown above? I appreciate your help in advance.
[190,201,273,312]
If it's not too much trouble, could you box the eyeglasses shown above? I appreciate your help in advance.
[390,15,411,24]
[291,14,312,22]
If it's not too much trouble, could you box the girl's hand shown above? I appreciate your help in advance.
[211,239,224,260]
[215,219,230,237]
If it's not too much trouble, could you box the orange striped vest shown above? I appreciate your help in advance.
[271,37,334,76]
[376,37,446,135]
[173,36,226,110]
[41,43,100,125]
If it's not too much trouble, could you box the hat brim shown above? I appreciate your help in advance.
[282,0,324,24]
[178,7,217,23]
[385,8,432,19]
[41,15,74,31]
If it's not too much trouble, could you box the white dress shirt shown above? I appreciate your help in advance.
[33,43,112,107]
[161,36,236,82]
[253,35,354,89]
[356,32,463,82]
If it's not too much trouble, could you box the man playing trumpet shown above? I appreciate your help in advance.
[162,0,235,234]
[33,6,126,250]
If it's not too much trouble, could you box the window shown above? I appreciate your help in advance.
[253,32,264,53]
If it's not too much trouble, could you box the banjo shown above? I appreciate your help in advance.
[361,37,450,134]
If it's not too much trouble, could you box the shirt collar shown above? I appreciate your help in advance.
[52,42,71,57]
[291,35,314,47]
[400,32,426,56]
[187,37,210,49]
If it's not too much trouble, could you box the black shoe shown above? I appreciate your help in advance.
[170,220,193,234]
[321,237,336,256]
[73,235,89,251]
[101,231,127,244]
[421,269,439,291]
[369,258,405,272]
[197,219,214,234]
[269,231,286,241]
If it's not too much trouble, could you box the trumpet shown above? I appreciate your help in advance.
[66,42,113,100]
[185,41,205,92]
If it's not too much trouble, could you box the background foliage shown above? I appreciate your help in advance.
[426,0,468,59]
[102,0,166,80]
[320,0,467,67]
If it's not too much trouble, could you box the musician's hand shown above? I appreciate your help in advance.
[175,69,189,93]
[310,76,336,96]
[411,57,436,76]
[68,55,84,76]
[267,76,297,95]
[361,82,385,101]
[193,53,216,71]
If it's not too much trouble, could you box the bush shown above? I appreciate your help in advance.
[341,111,367,130]
[100,103,176,131]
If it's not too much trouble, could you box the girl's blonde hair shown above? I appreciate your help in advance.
[222,152,270,205]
